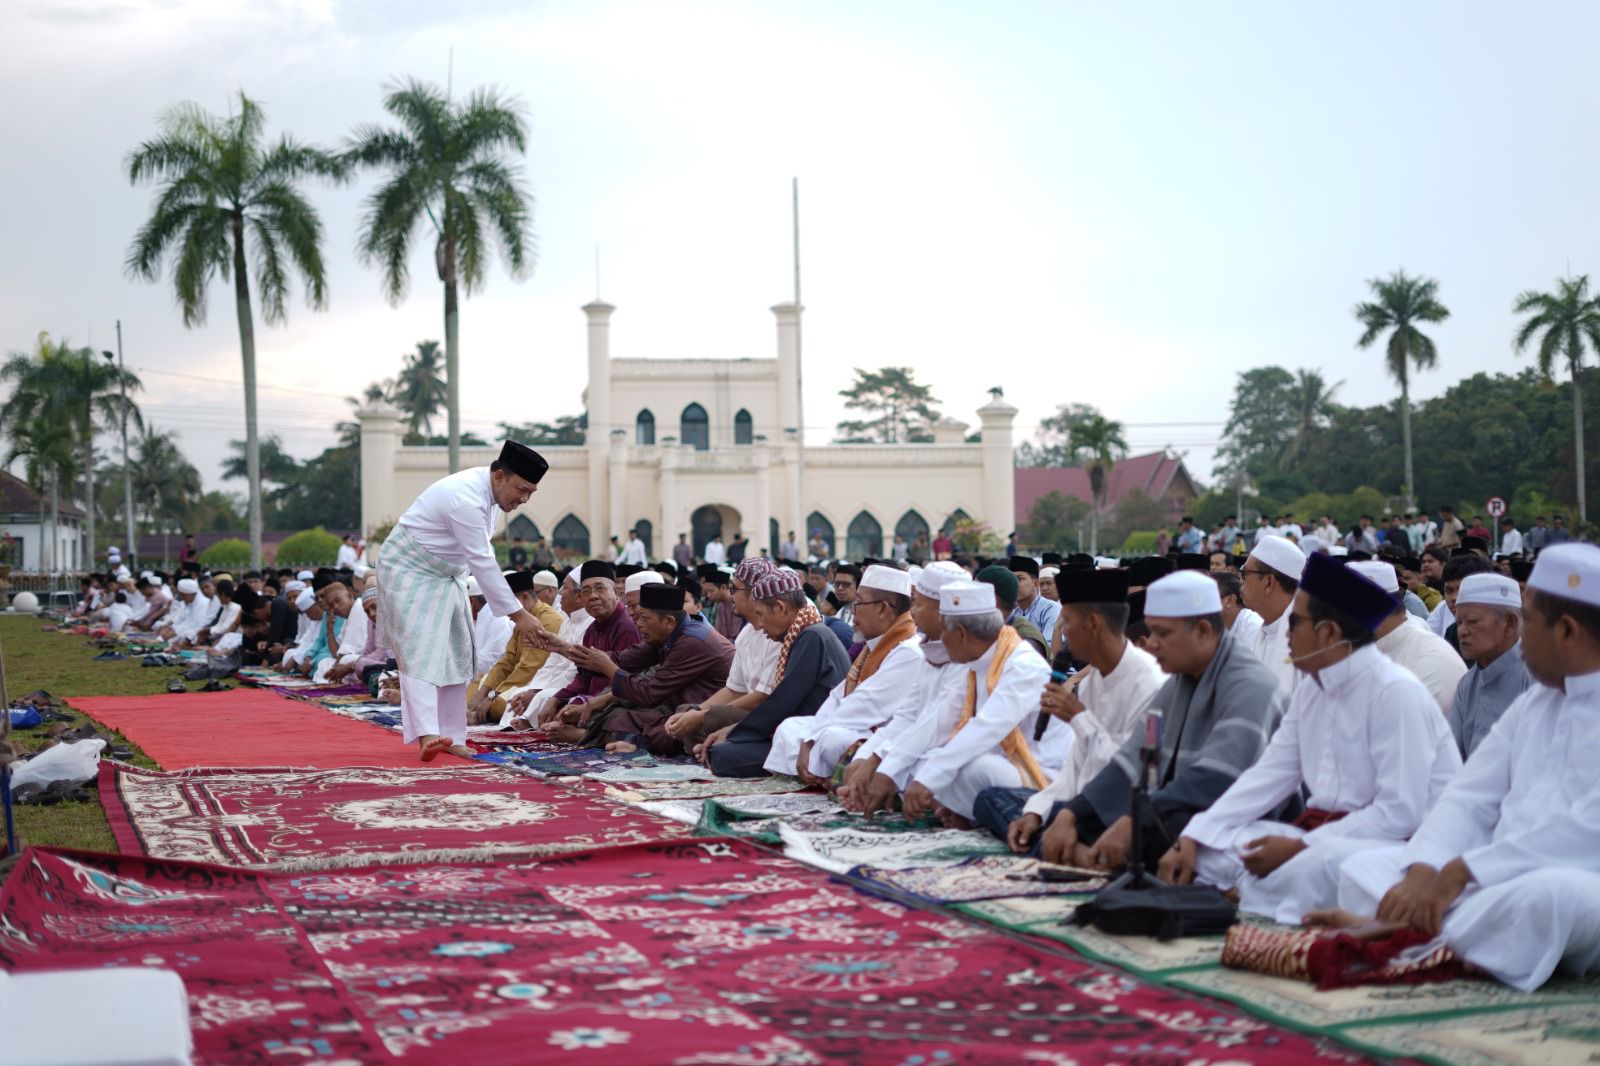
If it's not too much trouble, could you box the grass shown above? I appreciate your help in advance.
[2,615,169,852]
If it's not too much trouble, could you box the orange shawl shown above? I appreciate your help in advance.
[843,613,919,696]
[950,625,1050,789]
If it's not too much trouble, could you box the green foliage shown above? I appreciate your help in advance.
[393,340,448,435]
[1019,491,1090,551]
[275,527,342,566]
[1101,489,1169,549]
[200,537,251,568]
[1016,403,1102,468]
[269,447,359,530]
[498,414,586,446]
[405,432,489,447]
[1513,274,1600,524]
[1118,531,1159,556]
[835,367,941,443]
[949,518,1005,556]
[222,434,299,485]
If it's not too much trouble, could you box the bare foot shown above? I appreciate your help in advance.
[418,736,451,762]
[936,807,973,830]
[548,725,585,745]
[605,741,637,753]
[446,743,474,758]
[1302,908,1364,929]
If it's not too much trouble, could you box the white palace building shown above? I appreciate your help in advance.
[357,300,1019,561]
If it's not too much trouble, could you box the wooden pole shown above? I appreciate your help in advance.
[0,637,17,857]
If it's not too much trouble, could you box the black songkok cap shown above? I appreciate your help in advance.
[507,570,536,594]
[233,586,263,613]
[1125,589,1146,628]
[696,563,721,580]
[1066,553,1094,567]
[1508,558,1535,582]
[1041,552,1063,565]
[1127,556,1174,587]
[1461,535,1489,553]
[678,576,703,602]
[1007,555,1040,578]
[311,568,339,592]
[497,440,549,484]
[1402,556,1423,572]
[701,569,731,586]
[638,583,685,612]
[1057,568,1130,605]
[655,560,678,577]
[1174,553,1209,571]
[579,560,616,583]
[1300,552,1397,632]
[615,563,641,578]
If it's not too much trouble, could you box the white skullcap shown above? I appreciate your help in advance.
[1039,566,1060,580]
[915,561,969,599]
[1145,571,1223,618]
[907,565,923,586]
[139,570,153,580]
[1456,573,1522,610]
[1327,545,1349,557]
[176,578,200,596]
[295,589,316,611]
[626,571,665,595]
[150,576,165,587]
[283,580,306,595]
[1250,535,1305,581]
[465,576,482,597]
[296,570,314,581]
[1299,534,1326,557]
[1347,560,1399,594]
[107,545,120,553]
[352,563,370,579]
[1528,544,1600,609]
[563,569,580,587]
[1094,556,1120,570]
[939,580,996,616]
[861,564,913,598]
[533,569,559,588]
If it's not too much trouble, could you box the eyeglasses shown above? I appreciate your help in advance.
[1240,566,1271,579]
[853,598,894,609]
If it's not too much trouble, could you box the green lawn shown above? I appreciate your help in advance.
[2,615,166,852]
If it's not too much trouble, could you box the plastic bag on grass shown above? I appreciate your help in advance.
[9,738,105,794]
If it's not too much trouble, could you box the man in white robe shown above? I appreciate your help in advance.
[1237,534,1303,695]
[501,571,596,728]
[1349,560,1467,713]
[1325,544,1600,992]
[469,574,514,676]
[764,565,924,781]
[1159,554,1460,922]
[281,588,321,671]
[376,441,550,760]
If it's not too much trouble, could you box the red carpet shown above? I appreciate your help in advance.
[0,841,1370,1066]
[98,763,689,868]
[67,689,442,770]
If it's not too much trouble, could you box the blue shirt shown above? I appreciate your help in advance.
[1013,594,1061,643]
[304,613,347,667]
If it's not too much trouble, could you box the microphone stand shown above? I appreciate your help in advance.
[1101,710,1162,892]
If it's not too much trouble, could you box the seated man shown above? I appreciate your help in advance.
[502,570,595,728]
[704,567,850,777]
[464,570,563,723]
[976,565,1049,659]
[764,564,923,783]
[841,562,987,813]
[1323,544,1600,992]
[886,581,1064,826]
[468,575,514,677]
[1447,572,1533,759]
[975,567,1165,854]
[280,588,322,671]
[1036,571,1288,870]
[1348,560,1467,713]
[531,561,642,725]
[300,577,354,683]
[560,581,735,753]
[158,577,211,645]
[1158,554,1461,923]
[664,558,780,752]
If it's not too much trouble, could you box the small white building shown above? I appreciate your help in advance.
[359,300,1018,560]
[0,469,84,571]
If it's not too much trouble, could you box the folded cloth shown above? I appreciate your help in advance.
[1221,923,1474,990]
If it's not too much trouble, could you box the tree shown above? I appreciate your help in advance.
[1015,403,1101,467]
[1281,369,1342,469]
[125,91,342,569]
[1215,366,1296,482]
[1,334,87,569]
[835,367,941,443]
[128,425,201,534]
[269,445,359,529]
[1353,269,1449,512]
[1019,491,1091,551]
[1066,412,1128,554]
[497,414,586,446]
[48,340,143,567]
[1513,274,1600,527]
[392,339,448,435]
[1101,489,1169,552]
[338,379,394,449]
[221,434,299,487]
[346,78,536,474]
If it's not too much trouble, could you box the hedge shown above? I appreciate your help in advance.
[1118,531,1159,556]
[276,527,342,567]
[199,538,251,569]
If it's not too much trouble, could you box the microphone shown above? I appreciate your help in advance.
[1140,710,1164,791]
[1037,648,1076,741]
[1283,638,1352,665]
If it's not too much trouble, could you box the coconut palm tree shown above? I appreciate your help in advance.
[1513,275,1600,526]
[1279,368,1342,470]
[337,380,395,449]
[1067,413,1128,554]
[0,334,84,570]
[129,426,202,533]
[47,341,142,568]
[392,339,447,436]
[345,78,536,472]
[1353,270,1449,513]
[125,91,342,568]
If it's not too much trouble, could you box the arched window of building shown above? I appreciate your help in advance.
[680,403,709,451]
[552,513,590,555]
[806,512,836,559]
[506,514,541,542]
[768,517,780,557]
[635,409,656,445]
[895,510,930,558]
[847,511,883,561]
[941,509,971,537]
[733,408,753,445]
[633,519,653,559]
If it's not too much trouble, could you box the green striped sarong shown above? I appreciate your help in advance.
[375,523,475,686]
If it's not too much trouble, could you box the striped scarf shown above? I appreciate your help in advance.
[950,625,1050,789]
[843,613,918,695]
[773,603,823,685]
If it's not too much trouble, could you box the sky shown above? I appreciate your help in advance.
[4,0,1600,493]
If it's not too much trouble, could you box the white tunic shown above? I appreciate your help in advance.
[859,644,965,768]
[726,623,781,695]
[1229,607,1264,648]
[763,636,924,776]
[1184,645,1461,923]
[1426,599,1454,637]
[619,537,648,565]
[1022,642,1166,820]
[396,466,520,619]
[1238,606,1297,695]
[336,606,370,667]
[1377,615,1468,714]
[473,606,512,676]
[497,608,595,723]
[336,543,359,569]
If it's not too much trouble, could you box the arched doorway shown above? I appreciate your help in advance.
[895,509,930,560]
[552,514,590,556]
[633,519,653,559]
[691,504,742,558]
[847,511,883,560]
[941,508,971,537]
[506,514,541,542]
[806,511,835,559]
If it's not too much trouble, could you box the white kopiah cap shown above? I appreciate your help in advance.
[1250,534,1306,581]
[176,578,200,595]
[296,570,314,581]
[283,580,306,595]
[938,580,996,616]
[1347,560,1399,594]
[533,570,559,588]
[625,571,665,595]
[1094,556,1120,570]
[1456,573,1522,610]
[861,564,913,598]
[1528,544,1600,609]
[1145,571,1223,618]
[915,561,969,599]
[295,589,316,611]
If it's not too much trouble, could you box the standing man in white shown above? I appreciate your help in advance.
[377,441,550,761]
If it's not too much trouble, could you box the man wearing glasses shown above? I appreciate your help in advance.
[1237,534,1305,695]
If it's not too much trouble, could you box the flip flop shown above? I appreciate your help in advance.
[419,737,454,763]
[167,679,186,693]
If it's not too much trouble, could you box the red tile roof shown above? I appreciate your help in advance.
[0,469,85,518]
[1014,451,1199,524]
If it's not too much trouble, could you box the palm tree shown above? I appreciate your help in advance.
[337,380,394,449]
[1513,275,1600,526]
[1,334,83,570]
[1279,368,1342,470]
[1067,413,1128,554]
[345,78,535,473]
[220,434,299,487]
[1353,270,1449,512]
[392,339,448,435]
[129,426,202,533]
[125,91,342,568]
[49,341,142,568]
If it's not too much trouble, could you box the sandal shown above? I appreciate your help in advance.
[167,679,186,693]
[201,679,231,692]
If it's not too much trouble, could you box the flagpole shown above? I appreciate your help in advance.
[792,177,805,552]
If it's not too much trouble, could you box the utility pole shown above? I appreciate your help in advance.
[792,177,805,549]
[116,322,134,569]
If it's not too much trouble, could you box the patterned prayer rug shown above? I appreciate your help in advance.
[637,791,837,827]
[514,748,663,777]
[0,842,1372,1066]
[98,763,690,870]
[847,856,1108,905]
[597,774,810,803]
[777,813,1013,874]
